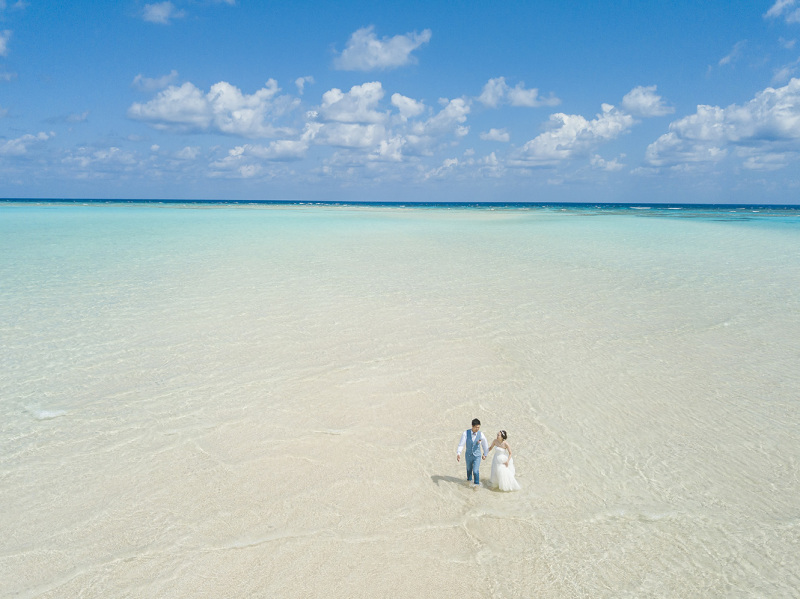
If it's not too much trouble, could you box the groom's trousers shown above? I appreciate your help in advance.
[465,454,481,484]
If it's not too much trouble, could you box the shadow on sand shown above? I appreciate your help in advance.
[430,475,469,487]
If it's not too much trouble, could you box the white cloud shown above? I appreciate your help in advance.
[412,97,470,136]
[129,82,213,129]
[719,40,746,66]
[128,79,299,138]
[143,2,185,25]
[62,146,140,175]
[591,154,625,171]
[621,85,674,117]
[0,131,52,156]
[306,92,471,162]
[391,93,425,121]
[333,26,431,71]
[0,70,17,81]
[515,103,634,166]
[0,29,11,56]
[133,70,179,92]
[765,0,800,23]
[773,57,800,84]
[425,157,460,179]
[317,123,386,148]
[295,76,314,95]
[478,77,560,108]
[477,78,507,108]
[252,122,321,159]
[211,124,321,177]
[738,148,793,171]
[319,82,387,123]
[0,105,7,118]
[646,78,800,168]
[480,128,510,142]
[176,146,200,160]
[379,97,470,157]
[368,136,407,162]
[508,83,558,108]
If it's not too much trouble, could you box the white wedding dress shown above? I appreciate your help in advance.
[490,448,521,492]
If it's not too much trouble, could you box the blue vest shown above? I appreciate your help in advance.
[465,429,483,457]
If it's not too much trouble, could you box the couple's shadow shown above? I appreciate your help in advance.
[431,475,471,487]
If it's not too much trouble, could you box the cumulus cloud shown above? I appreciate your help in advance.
[621,85,674,117]
[645,78,800,168]
[133,70,179,92]
[412,97,470,137]
[295,76,314,95]
[391,93,425,121]
[373,97,469,157]
[176,146,201,160]
[142,2,185,25]
[317,123,387,148]
[514,103,634,166]
[306,90,469,161]
[765,0,800,23]
[509,85,672,167]
[319,82,387,123]
[128,79,299,138]
[0,131,52,156]
[333,26,431,71]
[208,130,321,179]
[591,154,625,171]
[478,78,507,108]
[0,29,11,56]
[480,128,510,142]
[244,122,321,160]
[368,136,407,162]
[478,77,560,108]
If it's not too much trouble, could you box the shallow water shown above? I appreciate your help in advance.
[1,203,799,597]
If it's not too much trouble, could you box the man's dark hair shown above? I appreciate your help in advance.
[472,418,481,426]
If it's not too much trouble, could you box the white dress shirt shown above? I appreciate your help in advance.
[457,429,488,457]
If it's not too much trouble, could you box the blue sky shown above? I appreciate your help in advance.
[2,1,800,203]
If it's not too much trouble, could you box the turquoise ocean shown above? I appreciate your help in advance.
[1,201,799,597]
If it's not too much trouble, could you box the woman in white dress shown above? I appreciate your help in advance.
[488,430,521,492]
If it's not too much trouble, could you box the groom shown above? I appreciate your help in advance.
[456,418,489,488]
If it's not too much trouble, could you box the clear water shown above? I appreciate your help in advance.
[1,202,799,598]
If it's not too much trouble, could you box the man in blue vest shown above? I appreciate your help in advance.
[456,418,489,488]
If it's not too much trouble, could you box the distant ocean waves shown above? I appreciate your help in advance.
[2,197,799,214]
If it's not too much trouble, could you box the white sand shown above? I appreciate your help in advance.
[2,206,799,597]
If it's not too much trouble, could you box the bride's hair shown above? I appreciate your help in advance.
[500,430,507,440]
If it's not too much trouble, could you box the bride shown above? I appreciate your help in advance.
[488,430,521,492]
